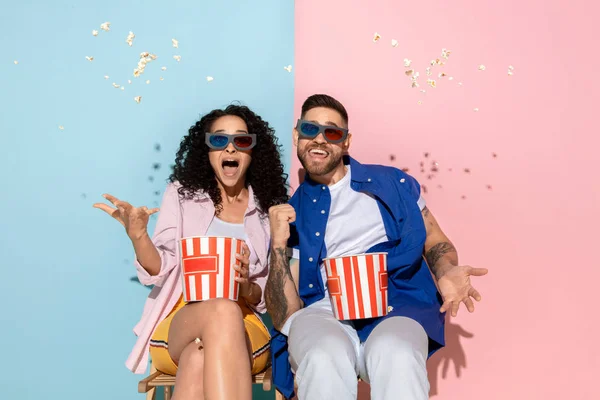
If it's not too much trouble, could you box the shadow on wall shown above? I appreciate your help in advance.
[357,316,474,399]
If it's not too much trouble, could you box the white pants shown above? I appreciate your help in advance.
[283,298,429,400]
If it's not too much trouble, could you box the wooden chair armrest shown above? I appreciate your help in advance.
[138,371,163,393]
[262,366,273,391]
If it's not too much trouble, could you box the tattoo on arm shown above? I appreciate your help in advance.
[425,242,457,271]
[265,247,297,328]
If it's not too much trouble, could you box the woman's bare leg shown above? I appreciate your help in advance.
[168,298,252,400]
[172,342,205,400]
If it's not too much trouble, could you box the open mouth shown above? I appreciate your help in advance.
[308,148,329,159]
[222,159,239,177]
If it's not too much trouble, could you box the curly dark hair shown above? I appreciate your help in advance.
[169,104,289,214]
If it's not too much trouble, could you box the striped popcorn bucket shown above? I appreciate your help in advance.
[179,236,242,302]
[323,252,389,320]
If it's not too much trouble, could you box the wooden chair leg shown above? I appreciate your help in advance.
[164,385,172,400]
[146,363,157,400]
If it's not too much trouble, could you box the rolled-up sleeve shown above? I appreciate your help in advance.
[135,183,180,287]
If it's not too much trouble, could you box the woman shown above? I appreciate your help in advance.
[93,105,288,400]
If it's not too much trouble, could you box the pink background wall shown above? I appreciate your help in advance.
[293,1,599,398]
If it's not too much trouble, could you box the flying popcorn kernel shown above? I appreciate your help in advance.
[104,75,109,79]
[112,83,120,88]
[100,22,110,32]
[161,66,167,71]
[373,32,381,42]
[86,56,94,61]
[284,65,292,72]
[206,76,214,82]
[146,80,150,84]
[173,55,181,62]
[478,64,486,71]
[427,79,436,88]
[441,48,451,59]
[126,31,135,47]
[134,96,142,103]
[172,38,179,48]
[58,125,64,130]
[391,39,399,47]
[92,30,99,36]
[404,58,412,67]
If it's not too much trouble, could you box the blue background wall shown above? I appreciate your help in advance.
[0,1,294,399]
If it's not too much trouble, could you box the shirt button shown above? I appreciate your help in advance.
[313,199,317,203]
[315,232,320,237]
[309,257,313,262]
[321,210,325,214]
[309,284,314,288]
[367,178,372,182]
[322,186,326,190]
[400,178,406,183]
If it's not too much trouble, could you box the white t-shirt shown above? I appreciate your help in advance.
[293,166,426,294]
[206,217,258,266]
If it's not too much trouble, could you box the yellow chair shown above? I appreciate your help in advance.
[138,360,284,400]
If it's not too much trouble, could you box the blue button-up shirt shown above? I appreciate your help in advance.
[270,156,445,398]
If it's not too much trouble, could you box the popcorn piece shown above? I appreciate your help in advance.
[373,32,381,42]
[441,48,451,59]
[387,306,394,312]
[126,31,135,47]
[58,125,64,130]
[86,56,94,61]
[284,65,292,72]
[405,69,414,76]
[438,72,447,78]
[418,100,423,105]
[478,64,486,71]
[112,83,120,88]
[206,76,214,82]
[458,82,463,86]
[403,58,412,68]
[161,66,167,71]
[100,22,111,32]
[159,77,164,81]
[104,75,109,79]
[172,38,179,48]
[391,39,399,47]
[426,67,431,76]
[128,80,132,84]
[14,60,18,65]
[92,30,99,36]
[120,87,124,91]
[173,55,181,62]
[134,96,142,103]
[427,79,436,88]
[473,107,479,112]
[146,80,150,84]
[508,65,515,76]
[448,76,454,81]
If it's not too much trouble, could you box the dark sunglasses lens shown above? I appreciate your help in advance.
[324,128,344,142]
[233,135,254,149]
[300,122,320,137]
[209,134,229,148]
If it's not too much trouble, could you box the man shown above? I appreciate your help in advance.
[265,94,488,400]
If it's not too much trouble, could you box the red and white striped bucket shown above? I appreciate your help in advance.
[179,236,242,302]
[323,253,389,320]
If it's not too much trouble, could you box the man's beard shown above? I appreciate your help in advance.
[298,146,343,177]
